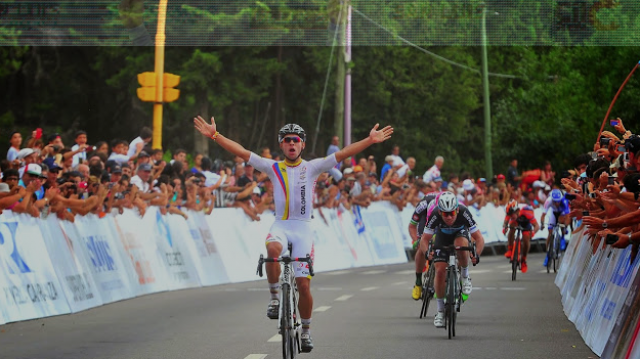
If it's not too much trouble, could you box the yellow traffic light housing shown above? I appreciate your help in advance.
[136,72,180,103]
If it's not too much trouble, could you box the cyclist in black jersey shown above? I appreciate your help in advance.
[408,192,439,300]
[419,192,485,328]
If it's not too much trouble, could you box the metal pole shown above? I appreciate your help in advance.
[344,4,352,146]
[152,0,168,150]
[334,1,347,148]
[481,6,493,178]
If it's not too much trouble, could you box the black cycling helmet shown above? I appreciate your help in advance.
[278,124,306,143]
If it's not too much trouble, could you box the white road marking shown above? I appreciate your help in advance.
[316,287,343,291]
[314,306,332,312]
[335,295,353,301]
[361,286,379,291]
[484,287,497,290]
[361,270,387,275]
[267,334,281,342]
[497,264,513,269]
[325,270,351,275]
[395,270,416,275]
[502,270,515,274]
[392,281,409,286]
[245,354,268,359]
[500,287,526,291]
[247,288,269,291]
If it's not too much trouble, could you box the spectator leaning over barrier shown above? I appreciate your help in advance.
[506,158,521,189]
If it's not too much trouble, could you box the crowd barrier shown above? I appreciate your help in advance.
[0,200,559,326]
[556,227,640,358]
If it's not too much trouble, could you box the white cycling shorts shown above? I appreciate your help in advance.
[265,220,315,278]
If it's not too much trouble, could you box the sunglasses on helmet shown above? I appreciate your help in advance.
[281,136,302,144]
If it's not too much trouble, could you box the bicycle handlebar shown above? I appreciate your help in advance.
[432,243,479,266]
[256,254,315,278]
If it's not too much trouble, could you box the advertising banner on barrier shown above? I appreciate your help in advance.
[0,212,71,322]
[602,260,640,359]
[112,209,168,296]
[359,203,408,265]
[39,216,103,313]
[152,208,201,290]
[183,211,230,286]
[72,214,135,304]
[330,208,375,268]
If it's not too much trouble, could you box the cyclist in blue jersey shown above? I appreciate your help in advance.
[540,189,571,267]
[194,115,393,352]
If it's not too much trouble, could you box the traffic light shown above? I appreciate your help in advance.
[136,72,181,103]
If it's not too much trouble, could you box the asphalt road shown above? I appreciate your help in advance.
[0,252,597,359]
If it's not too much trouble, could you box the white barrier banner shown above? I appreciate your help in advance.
[206,209,258,283]
[72,214,135,304]
[311,210,354,272]
[0,212,71,322]
[40,216,103,313]
[153,208,201,290]
[329,209,375,268]
[359,203,408,265]
[113,209,169,296]
[183,211,230,286]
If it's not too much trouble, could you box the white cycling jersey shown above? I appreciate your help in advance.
[248,152,338,221]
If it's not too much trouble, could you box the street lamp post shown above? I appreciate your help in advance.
[481,5,493,179]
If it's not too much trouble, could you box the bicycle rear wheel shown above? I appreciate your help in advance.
[420,264,435,319]
[447,267,456,339]
[511,237,519,281]
[281,284,292,359]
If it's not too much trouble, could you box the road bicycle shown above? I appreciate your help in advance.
[432,242,476,339]
[257,250,314,359]
[547,223,566,273]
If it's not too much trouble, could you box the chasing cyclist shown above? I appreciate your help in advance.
[418,192,485,328]
[194,116,393,352]
[503,200,540,273]
[540,189,570,266]
[408,192,439,300]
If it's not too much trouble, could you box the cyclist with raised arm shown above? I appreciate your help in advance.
[502,200,540,273]
[418,192,485,328]
[194,116,393,352]
[409,192,439,300]
[541,189,571,267]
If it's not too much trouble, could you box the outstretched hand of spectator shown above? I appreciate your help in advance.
[612,118,627,135]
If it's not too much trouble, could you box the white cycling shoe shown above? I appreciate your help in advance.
[462,277,472,295]
[434,311,445,328]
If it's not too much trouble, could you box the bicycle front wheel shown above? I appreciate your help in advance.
[512,238,520,281]
[281,284,292,359]
[420,264,435,319]
[447,267,456,339]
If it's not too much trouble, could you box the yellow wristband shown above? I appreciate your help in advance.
[211,131,220,141]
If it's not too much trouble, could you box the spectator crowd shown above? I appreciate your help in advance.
[4,120,637,260]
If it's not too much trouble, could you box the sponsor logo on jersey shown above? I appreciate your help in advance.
[300,166,307,181]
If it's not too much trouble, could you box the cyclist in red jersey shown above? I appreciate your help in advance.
[503,200,539,273]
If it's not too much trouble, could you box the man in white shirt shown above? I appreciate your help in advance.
[390,144,405,167]
[130,163,153,193]
[127,127,153,159]
[397,156,416,178]
[71,130,89,167]
[423,156,444,183]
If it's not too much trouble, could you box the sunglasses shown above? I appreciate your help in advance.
[281,136,302,144]
[441,210,456,218]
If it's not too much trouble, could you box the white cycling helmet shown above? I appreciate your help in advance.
[278,123,306,143]
[437,191,459,212]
